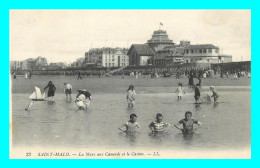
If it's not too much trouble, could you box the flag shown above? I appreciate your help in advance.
[160,22,163,26]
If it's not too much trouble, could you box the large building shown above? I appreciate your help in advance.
[10,61,22,70]
[183,44,232,63]
[85,47,128,67]
[147,30,175,51]
[11,56,49,70]
[127,29,232,66]
[127,44,154,66]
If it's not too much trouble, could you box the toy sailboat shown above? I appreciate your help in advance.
[25,87,45,111]
[29,86,45,101]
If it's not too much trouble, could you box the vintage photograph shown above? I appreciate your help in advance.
[9,10,251,159]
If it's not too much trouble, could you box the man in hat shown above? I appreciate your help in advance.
[64,83,72,101]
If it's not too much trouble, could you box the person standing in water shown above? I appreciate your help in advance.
[175,82,185,100]
[119,114,140,134]
[77,71,82,80]
[44,81,56,101]
[188,71,194,88]
[126,84,136,108]
[193,84,200,104]
[64,83,72,101]
[210,86,219,104]
[149,113,170,134]
[13,72,16,79]
[75,89,91,110]
[174,111,201,134]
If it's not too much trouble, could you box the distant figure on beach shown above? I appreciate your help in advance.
[210,86,219,104]
[193,84,200,104]
[226,71,229,79]
[188,72,194,88]
[75,89,91,110]
[119,114,140,134]
[77,71,82,80]
[203,72,207,79]
[198,75,202,87]
[233,73,238,80]
[64,83,72,101]
[13,72,16,79]
[29,72,32,79]
[25,72,28,79]
[44,81,56,101]
[149,113,170,134]
[126,84,136,108]
[174,111,201,134]
[175,82,185,100]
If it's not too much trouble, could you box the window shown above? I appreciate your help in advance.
[203,49,206,53]
[191,50,194,53]
[199,49,202,53]
[186,50,189,54]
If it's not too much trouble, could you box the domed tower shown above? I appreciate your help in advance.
[147,30,175,52]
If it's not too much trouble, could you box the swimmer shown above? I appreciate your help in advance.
[119,114,140,133]
[174,111,201,134]
[149,113,170,133]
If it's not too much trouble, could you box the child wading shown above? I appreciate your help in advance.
[174,111,201,134]
[64,83,72,101]
[175,82,185,100]
[126,84,136,107]
[210,86,219,104]
[149,113,170,133]
[44,81,56,101]
[119,114,140,134]
[193,84,200,104]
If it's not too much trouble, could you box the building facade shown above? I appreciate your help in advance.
[128,29,232,66]
[10,61,22,70]
[85,47,128,67]
[183,44,232,63]
[127,44,155,66]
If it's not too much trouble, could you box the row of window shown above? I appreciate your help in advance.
[104,63,128,67]
[185,49,219,54]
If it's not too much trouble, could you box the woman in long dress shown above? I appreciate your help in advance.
[44,81,56,101]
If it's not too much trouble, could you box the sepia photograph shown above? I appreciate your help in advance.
[9,10,251,159]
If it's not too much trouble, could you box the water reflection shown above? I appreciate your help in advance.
[148,132,170,145]
[118,132,139,145]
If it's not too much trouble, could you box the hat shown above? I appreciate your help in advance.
[77,89,87,92]
[210,86,215,89]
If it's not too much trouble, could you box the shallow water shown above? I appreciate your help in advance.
[12,88,251,150]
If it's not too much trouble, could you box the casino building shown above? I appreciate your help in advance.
[127,29,232,66]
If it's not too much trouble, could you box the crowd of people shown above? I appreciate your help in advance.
[16,62,250,137]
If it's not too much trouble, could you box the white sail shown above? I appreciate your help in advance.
[35,87,43,99]
[29,92,36,99]
[29,86,44,100]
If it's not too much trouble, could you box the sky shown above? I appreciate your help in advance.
[9,10,251,63]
